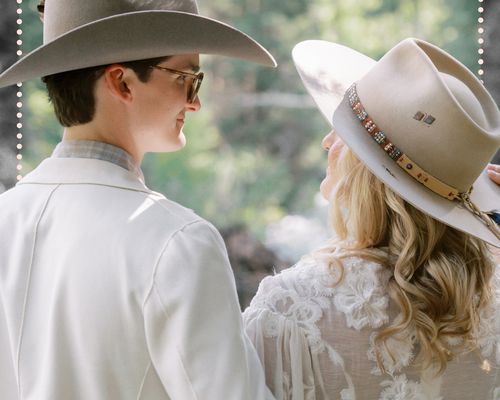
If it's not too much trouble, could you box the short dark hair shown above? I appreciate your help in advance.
[42,56,169,127]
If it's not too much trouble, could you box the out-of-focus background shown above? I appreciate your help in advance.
[0,0,498,308]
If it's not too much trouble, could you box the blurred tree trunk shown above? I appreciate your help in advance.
[0,0,18,192]
[484,0,500,163]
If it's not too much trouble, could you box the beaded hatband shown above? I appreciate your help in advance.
[346,83,500,240]
[347,83,460,200]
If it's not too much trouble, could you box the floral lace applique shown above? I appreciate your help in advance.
[245,259,338,353]
[367,332,425,400]
[477,306,500,364]
[248,256,392,348]
[333,258,392,330]
[367,329,416,376]
[281,257,340,299]
[340,387,355,400]
[477,269,500,365]
[379,374,431,400]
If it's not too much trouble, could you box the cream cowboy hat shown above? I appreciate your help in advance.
[0,0,276,88]
[292,38,500,247]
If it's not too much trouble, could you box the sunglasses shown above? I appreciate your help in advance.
[151,65,204,104]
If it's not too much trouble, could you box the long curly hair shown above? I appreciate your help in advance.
[320,145,495,375]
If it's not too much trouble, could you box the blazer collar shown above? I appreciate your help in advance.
[18,157,151,194]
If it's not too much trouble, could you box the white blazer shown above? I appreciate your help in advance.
[0,157,274,400]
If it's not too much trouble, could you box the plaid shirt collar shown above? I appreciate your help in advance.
[52,140,144,182]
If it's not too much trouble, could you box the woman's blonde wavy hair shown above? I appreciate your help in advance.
[318,144,495,375]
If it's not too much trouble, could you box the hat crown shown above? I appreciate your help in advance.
[356,38,500,192]
[43,0,199,43]
[440,73,487,129]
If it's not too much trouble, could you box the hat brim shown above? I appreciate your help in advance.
[0,10,276,88]
[293,40,500,248]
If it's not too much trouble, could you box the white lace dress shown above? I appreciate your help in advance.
[243,255,500,400]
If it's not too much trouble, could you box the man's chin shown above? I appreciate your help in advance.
[177,131,187,148]
[165,129,187,151]
[146,133,187,154]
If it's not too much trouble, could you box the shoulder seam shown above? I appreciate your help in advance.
[142,219,208,310]
[16,184,61,397]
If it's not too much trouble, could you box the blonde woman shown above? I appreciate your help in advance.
[244,39,500,399]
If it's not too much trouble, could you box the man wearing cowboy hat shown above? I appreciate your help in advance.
[0,1,277,399]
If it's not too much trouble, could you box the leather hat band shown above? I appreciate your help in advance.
[347,83,461,201]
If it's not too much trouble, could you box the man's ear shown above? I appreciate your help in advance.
[103,65,134,102]
[37,0,45,22]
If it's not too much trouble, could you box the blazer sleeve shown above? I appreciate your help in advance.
[143,220,275,400]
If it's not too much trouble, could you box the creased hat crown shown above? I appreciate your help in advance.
[44,0,199,42]
[356,39,500,192]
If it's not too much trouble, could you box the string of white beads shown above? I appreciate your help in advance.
[15,0,23,181]
[477,0,485,83]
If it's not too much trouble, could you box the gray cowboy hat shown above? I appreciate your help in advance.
[0,0,276,88]
[292,39,500,247]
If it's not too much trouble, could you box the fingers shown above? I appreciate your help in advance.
[488,164,500,185]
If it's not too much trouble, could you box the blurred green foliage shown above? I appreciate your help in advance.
[19,0,477,237]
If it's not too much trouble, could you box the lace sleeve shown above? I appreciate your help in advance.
[243,276,316,400]
[243,258,391,400]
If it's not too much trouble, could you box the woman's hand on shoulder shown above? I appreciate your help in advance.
[488,164,500,264]
[488,164,500,185]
